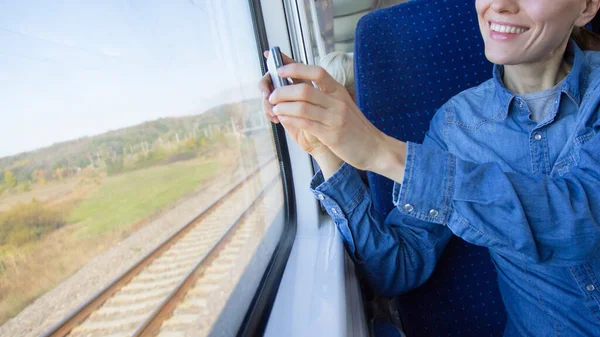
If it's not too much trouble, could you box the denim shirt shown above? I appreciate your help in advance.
[310,41,600,337]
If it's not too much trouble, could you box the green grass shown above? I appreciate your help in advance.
[68,160,220,237]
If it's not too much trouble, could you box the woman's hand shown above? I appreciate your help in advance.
[258,51,298,125]
[268,63,407,181]
[258,51,334,159]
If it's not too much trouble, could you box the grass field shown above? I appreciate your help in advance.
[68,159,220,237]
[0,179,82,212]
[0,157,225,325]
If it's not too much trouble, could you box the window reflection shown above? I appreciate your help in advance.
[0,2,283,336]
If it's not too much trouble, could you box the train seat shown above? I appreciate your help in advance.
[354,0,507,336]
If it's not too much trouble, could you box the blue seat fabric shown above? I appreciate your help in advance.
[354,1,507,336]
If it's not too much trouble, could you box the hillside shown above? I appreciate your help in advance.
[0,98,262,186]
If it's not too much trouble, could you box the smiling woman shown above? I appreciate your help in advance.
[260,0,600,336]
[475,0,599,92]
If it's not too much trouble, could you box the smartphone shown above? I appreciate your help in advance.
[266,46,288,89]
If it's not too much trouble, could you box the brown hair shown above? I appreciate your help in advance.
[571,26,600,51]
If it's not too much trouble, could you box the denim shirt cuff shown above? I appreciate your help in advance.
[393,142,456,225]
[310,162,368,218]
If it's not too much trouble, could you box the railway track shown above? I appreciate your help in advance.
[41,158,283,337]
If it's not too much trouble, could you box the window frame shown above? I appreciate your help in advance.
[235,1,299,336]
[258,0,368,336]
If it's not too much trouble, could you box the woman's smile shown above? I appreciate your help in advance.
[488,20,529,40]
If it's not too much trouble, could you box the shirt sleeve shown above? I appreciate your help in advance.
[398,107,600,266]
[310,164,452,296]
[310,105,453,296]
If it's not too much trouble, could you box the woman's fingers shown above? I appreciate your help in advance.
[263,50,296,65]
[258,72,273,95]
[258,73,280,124]
[278,115,328,139]
[272,101,332,125]
[262,97,279,124]
[263,50,310,85]
[269,83,335,108]
[277,63,340,94]
[260,50,336,124]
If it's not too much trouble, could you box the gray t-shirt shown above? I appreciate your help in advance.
[516,80,563,123]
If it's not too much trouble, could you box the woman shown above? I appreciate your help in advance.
[259,1,600,336]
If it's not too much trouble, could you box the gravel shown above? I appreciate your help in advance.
[0,164,251,337]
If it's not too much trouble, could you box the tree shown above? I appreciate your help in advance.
[183,137,197,151]
[53,167,66,180]
[4,170,16,188]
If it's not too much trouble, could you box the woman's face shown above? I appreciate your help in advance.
[476,0,591,65]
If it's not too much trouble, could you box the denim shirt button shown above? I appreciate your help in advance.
[429,209,439,218]
[330,208,338,215]
[403,204,414,212]
[317,194,325,200]
[534,133,542,141]
[586,284,596,292]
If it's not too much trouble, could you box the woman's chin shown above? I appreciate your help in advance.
[484,49,521,66]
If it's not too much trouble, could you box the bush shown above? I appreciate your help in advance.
[130,148,170,171]
[4,171,16,188]
[0,201,65,246]
[162,151,196,165]
[18,182,30,192]
[106,157,124,176]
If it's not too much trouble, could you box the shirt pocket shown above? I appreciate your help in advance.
[574,129,596,148]
[553,129,596,176]
[554,155,576,176]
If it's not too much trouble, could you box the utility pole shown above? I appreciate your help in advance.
[88,154,95,169]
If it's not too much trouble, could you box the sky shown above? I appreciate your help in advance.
[0,0,263,158]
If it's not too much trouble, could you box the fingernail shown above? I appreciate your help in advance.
[272,105,278,115]
[268,93,275,104]
[277,67,286,75]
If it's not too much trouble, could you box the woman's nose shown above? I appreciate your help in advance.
[490,0,519,14]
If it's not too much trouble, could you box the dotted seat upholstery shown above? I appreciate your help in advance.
[354,1,507,336]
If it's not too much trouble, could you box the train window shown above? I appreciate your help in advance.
[0,1,289,337]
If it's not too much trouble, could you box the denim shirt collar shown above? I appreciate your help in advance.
[492,40,587,120]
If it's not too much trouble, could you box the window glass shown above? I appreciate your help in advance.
[0,1,285,337]
[301,0,409,64]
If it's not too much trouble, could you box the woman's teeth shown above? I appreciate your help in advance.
[490,23,527,34]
